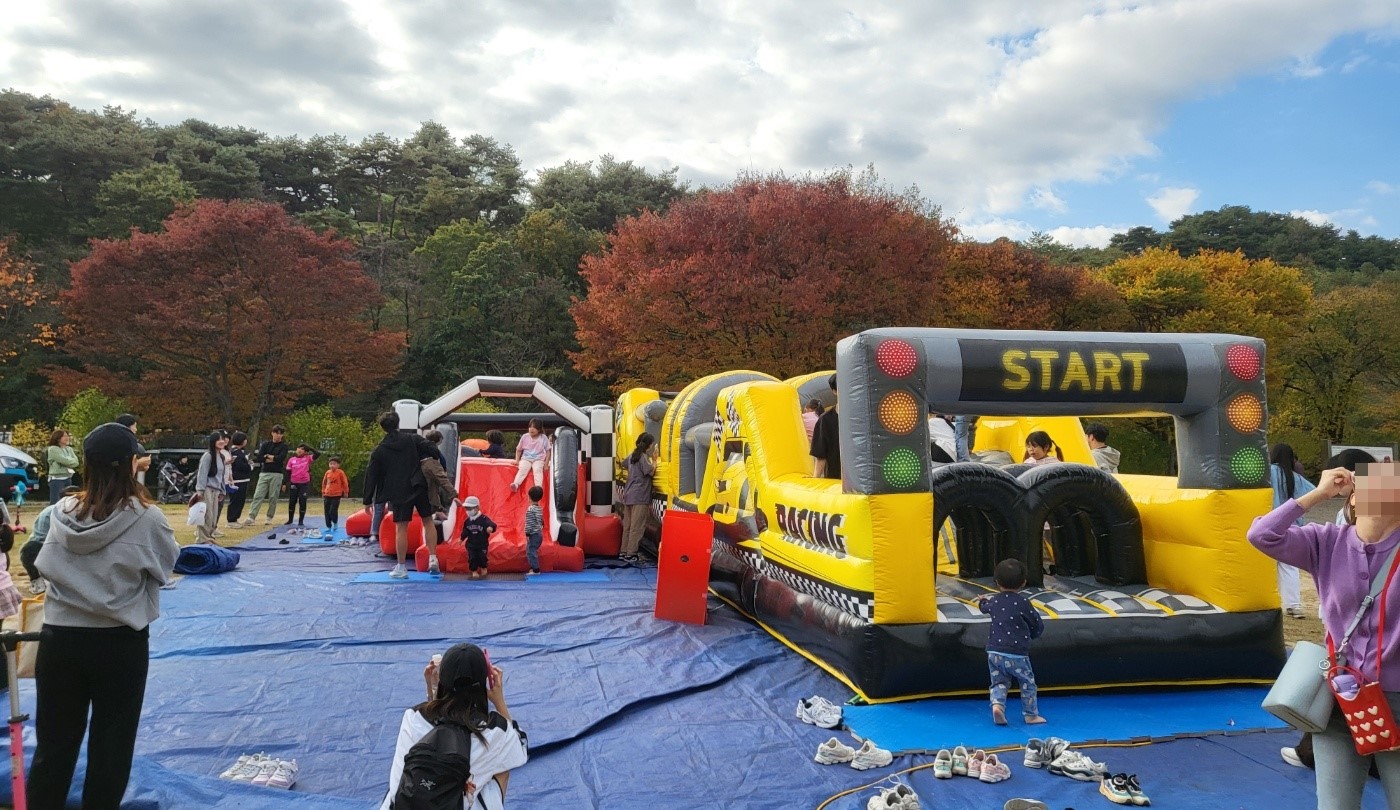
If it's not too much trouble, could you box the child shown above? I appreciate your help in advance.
[977,559,1046,725]
[321,457,350,532]
[20,486,79,595]
[1023,430,1064,465]
[284,443,319,531]
[510,419,551,493]
[458,495,497,579]
[524,486,544,576]
[481,430,507,459]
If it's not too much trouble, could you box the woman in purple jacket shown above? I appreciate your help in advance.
[1247,461,1400,809]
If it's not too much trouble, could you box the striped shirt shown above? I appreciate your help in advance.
[524,504,543,535]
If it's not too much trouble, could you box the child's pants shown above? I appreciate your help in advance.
[324,496,341,528]
[988,651,1039,717]
[512,458,545,489]
[286,483,309,524]
[526,531,543,571]
[1278,561,1303,611]
[468,541,489,571]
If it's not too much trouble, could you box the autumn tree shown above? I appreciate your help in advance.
[0,239,56,423]
[571,173,958,388]
[55,200,404,434]
[940,240,1131,332]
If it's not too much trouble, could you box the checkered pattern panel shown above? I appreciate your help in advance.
[716,541,875,622]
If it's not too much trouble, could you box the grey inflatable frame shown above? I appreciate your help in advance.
[835,328,1269,494]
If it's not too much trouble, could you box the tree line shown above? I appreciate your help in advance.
[2,89,1397,470]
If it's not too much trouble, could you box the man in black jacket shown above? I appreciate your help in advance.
[242,426,288,526]
[363,411,439,578]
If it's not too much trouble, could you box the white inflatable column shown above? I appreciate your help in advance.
[587,406,614,516]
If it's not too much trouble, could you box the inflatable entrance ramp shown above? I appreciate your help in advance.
[637,328,1285,701]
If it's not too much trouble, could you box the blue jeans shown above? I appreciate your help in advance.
[988,651,1039,717]
[526,531,544,571]
[954,416,978,462]
[370,502,386,540]
[48,477,70,505]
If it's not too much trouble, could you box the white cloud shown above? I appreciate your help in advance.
[1368,180,1395,195]
[2,0,1398,227]
[1290,209,1332,226]
[956,217,1035,243]
[1147,186,1200,223]
[1029,187,1068,213]
[1048,225,1124,248]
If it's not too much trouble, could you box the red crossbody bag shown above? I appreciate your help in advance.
[1327,544,1400,756]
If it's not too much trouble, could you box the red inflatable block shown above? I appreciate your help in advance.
[378,513,426,557]
[344,507,373,537]
[539,542,585,573]
[579,513,622,557]
[654,510,714,625]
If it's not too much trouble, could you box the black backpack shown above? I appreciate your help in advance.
[392,721,473,810]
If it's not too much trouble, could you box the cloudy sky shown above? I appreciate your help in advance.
[3,0,1398,245]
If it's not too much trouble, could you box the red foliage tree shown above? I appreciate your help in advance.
[55,199,403,433]
[571,174,959,387]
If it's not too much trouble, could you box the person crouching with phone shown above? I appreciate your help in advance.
[379,643,527,810]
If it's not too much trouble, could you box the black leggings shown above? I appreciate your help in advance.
[286,483,309,525]
[28,624,149,810]
[323,496,341,527]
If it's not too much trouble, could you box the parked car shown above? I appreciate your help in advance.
[0,442,40,491]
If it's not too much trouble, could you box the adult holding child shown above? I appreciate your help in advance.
[45,429,79,505]
[1248,460,1400,808]
[28,423,180,809]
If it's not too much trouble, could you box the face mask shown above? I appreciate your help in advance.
[468,509,480,517]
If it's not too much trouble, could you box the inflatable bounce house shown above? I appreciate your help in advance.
[616,328,1285,701]
[356,376,623,572]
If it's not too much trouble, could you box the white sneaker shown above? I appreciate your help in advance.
[951,744,969,776]
[266,758,297,789]
[933,749,953,778]
[389,564,408,579]
[979,753,1012,783]
[1049,749,1108,781]
[867,783,921,810]
[815,737,856,764]
[29,577,47,596]
[250,759,280,786]
[850,738,894,770]
[219,752,267,780]
[796,696,843,729]
[1281,746,1304,768]
[1024,737,1069,769]
[427,555,440,575]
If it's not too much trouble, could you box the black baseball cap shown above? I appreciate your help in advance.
[114,413,138,428]
[436,643,488,699]
[84,423,143,467]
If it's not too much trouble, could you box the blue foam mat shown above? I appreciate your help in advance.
[524,570,609,582]
[1,533,1385,808]
[844,685,1288,754]
[350,571,453,583]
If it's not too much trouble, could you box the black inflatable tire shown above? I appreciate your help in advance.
[930,463,1029,579]
[1019,463,1145,585]
[552,428,580,516]
[999,463,1035,478]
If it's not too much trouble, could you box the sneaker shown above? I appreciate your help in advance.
[1004,801,1049,810]
[796,696,843,729]
[526,569,541,576]
[814,737,856,765]
[967,748,987,779]
[933,749,953,779]
[250,759,280,787]
[1125,773,1150,806]
[29,577,46,596]
[850,739,894,770]
[1286,606,1307,619]
[951,745,969,776]
[212,530,226,538]
[1281,746,1304,768]
[1051,750,1108,782]
[220,752,266,780]
[1023,737,1069,769]
[979,753,1012,784]
[867,783,920,809]
[427,555,440,575]
[266,758,297,789]
[886,784,920,810]
[389,564,408,579]
[1100,773,1134,805]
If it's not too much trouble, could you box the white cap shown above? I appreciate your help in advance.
[464,496,480,508]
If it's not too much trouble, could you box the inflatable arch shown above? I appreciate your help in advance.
[393,376,621,554]
[638,328,1284,700]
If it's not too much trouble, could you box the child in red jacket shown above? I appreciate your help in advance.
[321,457,350,532]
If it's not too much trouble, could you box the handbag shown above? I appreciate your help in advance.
[17,594,43,678]
[1327,543,1400,755]
[1262,639,1333,732]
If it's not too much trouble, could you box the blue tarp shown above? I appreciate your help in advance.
[172,544,240,575]
[0,532,1389,808]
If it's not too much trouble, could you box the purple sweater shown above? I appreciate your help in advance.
[1247,500,1400,690]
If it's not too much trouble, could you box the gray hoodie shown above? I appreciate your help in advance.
[36,496,180,631]
[1091,445,1122,474]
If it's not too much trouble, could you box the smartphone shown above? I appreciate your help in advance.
[482,648,493,688]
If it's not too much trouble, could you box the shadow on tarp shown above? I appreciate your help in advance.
[0,534,1377,808]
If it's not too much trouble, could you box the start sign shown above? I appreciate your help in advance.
[957,339,1189,404]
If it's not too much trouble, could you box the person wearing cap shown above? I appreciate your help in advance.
[113,414,152,482]
[379,643,528,810]
[458,496,498,579]
[243,425,289,526]
[28,422,180,809]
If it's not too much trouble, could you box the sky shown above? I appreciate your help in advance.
[2,0,1398,247]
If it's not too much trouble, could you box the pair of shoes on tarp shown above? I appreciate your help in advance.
[814,737,893,770]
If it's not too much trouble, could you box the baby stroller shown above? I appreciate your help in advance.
[158,459,197,504]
